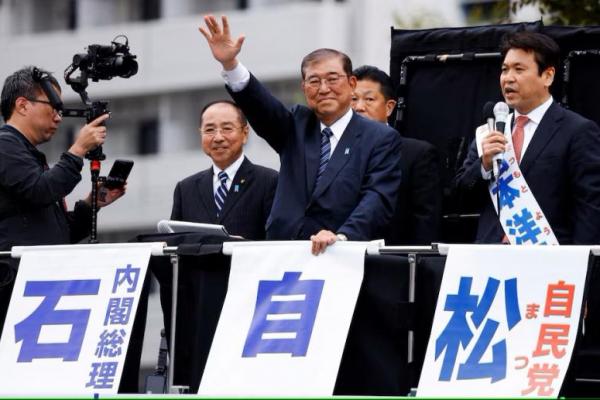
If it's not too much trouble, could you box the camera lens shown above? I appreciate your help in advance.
[113,55,138,78]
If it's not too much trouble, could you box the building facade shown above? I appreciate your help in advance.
[0,0,536,238]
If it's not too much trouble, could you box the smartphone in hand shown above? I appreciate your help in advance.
[104,159,134,189]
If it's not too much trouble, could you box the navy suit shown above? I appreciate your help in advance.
[385,137,442,245]
[228,74,402,240]
[170,157,277,240]
[455,102,600,244]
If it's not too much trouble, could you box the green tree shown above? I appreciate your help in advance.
[513,0,600,25]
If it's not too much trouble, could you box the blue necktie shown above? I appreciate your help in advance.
[316,127,333,187]
[215,171,228,216]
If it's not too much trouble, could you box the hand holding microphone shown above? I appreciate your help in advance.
[481,101,509,178]
[492,102,509,178]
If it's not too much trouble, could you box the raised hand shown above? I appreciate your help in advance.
[198,15,245,70]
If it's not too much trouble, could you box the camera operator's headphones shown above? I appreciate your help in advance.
[32,67,64,112]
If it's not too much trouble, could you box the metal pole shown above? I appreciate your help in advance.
[167,253,179,393]
[163,248,189,394]
[408,253,417,364]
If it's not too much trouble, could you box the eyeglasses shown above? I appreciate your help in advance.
[27,98,63,117]
[304,74,348,90]
[201,125,242,136]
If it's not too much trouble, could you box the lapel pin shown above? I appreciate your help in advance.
[234,184,240,192]
[345,148,350,155]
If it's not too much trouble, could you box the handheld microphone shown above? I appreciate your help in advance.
[492,102,509,178]
[493,101,509,134]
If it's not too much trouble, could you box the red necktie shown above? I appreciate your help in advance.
[512,115,529,164]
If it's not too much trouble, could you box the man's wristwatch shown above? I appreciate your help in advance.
[336,233,348,241]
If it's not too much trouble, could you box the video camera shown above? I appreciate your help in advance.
[66,35,138,94]
[32,35,138,243]
[33,35,138,160]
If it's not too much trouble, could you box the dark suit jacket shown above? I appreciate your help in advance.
[385,137,442,245]
[170,157,277,240]
[228,74,402,241]
[455,102,600,244]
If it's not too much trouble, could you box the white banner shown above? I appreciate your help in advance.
[198,241,366,396]
[0,243,155,395]
[418,245,589,398]
[475,122,558,245]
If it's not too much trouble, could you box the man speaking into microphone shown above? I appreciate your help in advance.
[455,31,600,245]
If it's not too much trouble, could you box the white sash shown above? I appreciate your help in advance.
[475,117,559,245]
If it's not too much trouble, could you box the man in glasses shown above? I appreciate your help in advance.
[199,15,401,254]
[170,100,278,239]
[0,66,126,332]
[0,66,125,252]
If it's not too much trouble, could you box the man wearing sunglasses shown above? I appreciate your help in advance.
[0,66,125,252]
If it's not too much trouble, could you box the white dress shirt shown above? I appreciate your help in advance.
[514,95,553,156]
[221,62,251,92]
[320,108,353,155]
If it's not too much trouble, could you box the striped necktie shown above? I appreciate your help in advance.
[315,127,333,187]
[214,171,228,216]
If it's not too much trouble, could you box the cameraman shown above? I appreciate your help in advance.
[0,66,125,332]
[0,66,125,251]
